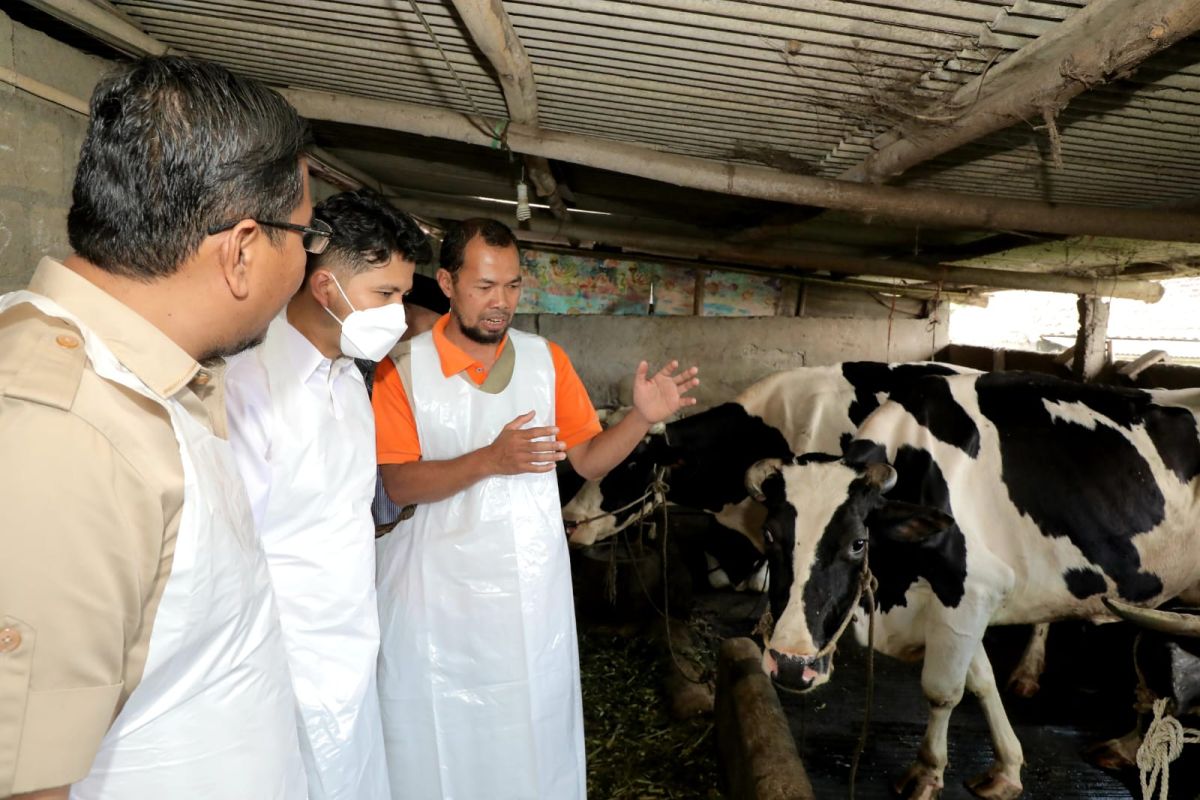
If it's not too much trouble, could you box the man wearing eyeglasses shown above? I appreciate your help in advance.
[0,57,313,798]
[223,189,429,800]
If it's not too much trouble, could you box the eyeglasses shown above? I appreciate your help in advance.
[207,217,333,255]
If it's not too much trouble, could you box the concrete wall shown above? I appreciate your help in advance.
[0,10,110,292]
[514,313,947,409]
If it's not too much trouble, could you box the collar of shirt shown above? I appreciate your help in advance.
[278,314,360,394]
[431,313,508,386]
[28,257,200,399]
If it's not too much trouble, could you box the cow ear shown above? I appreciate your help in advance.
[746,458,785,503]
[861,462,897,493]
[867,500,954,544]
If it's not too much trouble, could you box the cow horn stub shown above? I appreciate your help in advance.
[1103,596,1200,638]
[746,458,785,503]
[862,462,898,493]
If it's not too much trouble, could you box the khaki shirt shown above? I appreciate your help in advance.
[0,258,227,795]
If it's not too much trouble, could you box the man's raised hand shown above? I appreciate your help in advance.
[631,360,700,425]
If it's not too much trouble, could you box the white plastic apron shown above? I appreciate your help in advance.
[376,328,586,800]
[256,315,389,799]
[0,292,306,799]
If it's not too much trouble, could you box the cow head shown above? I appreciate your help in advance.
[561,428,670,545]
[752,455,953,691]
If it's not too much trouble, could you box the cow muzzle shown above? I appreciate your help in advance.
[763,648,832,691]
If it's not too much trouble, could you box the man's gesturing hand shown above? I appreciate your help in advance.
[486,411,567,474]
[631,360,700,425]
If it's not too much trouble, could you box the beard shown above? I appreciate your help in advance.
[455,307,510,344]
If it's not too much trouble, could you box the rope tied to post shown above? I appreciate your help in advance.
[1137,697,1200,800]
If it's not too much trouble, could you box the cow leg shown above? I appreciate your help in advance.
[1006,622,1049,698]
[963,645,1024,800]
[894,629,975,800]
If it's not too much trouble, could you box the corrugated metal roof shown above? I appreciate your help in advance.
[114,0,1198,207]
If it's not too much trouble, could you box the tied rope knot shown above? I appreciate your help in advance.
[1137,697,1200,800]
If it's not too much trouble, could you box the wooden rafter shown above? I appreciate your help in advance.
[449,0,569,220]
[841,0,1200,184]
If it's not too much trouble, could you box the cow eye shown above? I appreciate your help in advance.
[849,538,867,556]
[762,525,776,545]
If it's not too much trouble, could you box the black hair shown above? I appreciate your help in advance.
[405,273,450,314]
[438,218,518,276]
[309,189,431,275]
[67,56,312,280]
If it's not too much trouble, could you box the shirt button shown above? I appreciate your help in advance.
[475,367,483,373]
[0,627,21,654]
[55,334,80,349]
[193,372,211,386]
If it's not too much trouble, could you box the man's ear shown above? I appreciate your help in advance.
[867,500,954,544]
[307,267,333,306]
[217,219,260,301]
[436,268,454,299]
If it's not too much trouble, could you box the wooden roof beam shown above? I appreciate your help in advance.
[373,189,1163,301]
[448,0,569,220]
[279,85,1200,245]
[840,0,1200,184]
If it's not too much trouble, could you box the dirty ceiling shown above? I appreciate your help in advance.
[22,0,1200,301]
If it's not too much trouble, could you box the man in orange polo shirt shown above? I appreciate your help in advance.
[372,218,698,799]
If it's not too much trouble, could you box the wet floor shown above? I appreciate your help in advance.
[697,591,1200,800]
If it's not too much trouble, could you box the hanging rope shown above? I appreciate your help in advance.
[1137,697,1200,800]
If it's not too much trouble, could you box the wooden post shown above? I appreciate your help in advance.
[693,270,706,316]
[1072,295,1111,381]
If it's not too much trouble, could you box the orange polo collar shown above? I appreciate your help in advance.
[431,313,509,385]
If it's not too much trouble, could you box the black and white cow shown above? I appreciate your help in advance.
[751,371,1200,799]
[562,363,984,599]
[562,361,972,554]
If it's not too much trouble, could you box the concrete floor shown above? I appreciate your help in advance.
[699,591,1200,800]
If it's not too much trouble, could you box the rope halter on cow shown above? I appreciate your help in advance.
[755,546,879,800]
[568,466,670,538]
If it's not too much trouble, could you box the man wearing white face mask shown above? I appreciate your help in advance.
[225,189,430,800]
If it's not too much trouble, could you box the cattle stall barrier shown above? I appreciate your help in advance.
[716,637,816,800]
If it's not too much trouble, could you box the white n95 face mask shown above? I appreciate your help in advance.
[324,274,409,361]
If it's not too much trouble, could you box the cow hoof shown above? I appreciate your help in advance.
[1006,675,1040,699]
[893,764,943,799]
[1084,733,1140,772]
[964,768,1023,800]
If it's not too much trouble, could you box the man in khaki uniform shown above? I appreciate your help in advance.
[0,57,318,799]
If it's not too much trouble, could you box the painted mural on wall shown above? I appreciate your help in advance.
[517,248,782,316]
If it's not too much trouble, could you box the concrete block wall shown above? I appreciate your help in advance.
[514,313,947,410]
[0,10,110,292]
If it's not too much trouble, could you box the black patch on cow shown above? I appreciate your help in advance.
[1063,567,1107,599]
[842,439,886,468]
[592,435,669,527]
[557,463,587,506]
[701,519,767,586]
[976,372,1166,603]
[840,361,962,426]
[1144,405,1200,484]
[761,473,797,623]
[865,445,968,613]
[663,402,794,513]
